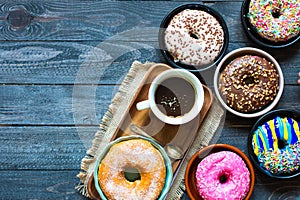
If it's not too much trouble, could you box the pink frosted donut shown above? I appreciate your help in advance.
[196,151,250,200]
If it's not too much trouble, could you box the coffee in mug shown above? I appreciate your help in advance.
[155,77,195,117]
[136,67,204,125]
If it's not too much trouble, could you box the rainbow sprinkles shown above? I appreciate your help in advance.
[252,116,300,175]
[247,0,300,42]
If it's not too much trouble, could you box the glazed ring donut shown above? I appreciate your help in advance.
[219,55,279,113]
[248,0,300,42]
[252,116,300,175]
[196,151,250,200]
[164,9,224,66]
[97,139,166,200]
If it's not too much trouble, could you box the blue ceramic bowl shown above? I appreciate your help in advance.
[94,135,173,199]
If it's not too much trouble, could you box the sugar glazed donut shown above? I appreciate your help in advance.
[164,9,224,67]
[196,151,250,200]
[252,116,300,175]
[97,139,166,200]
[219,55,279,113]
[247,0,300,42]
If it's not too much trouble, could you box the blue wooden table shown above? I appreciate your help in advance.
[0,1,299,199]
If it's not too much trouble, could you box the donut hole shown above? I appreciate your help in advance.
[189,32,199,39]
[278,139,288,150]
[243,76,255,85]
[219,174,228,184]
[124,166,141,182]
[272,8,281,18]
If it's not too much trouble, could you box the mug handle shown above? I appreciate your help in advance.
[136,100,150,111]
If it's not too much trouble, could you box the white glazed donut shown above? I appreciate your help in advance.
[164,9,224,67]
[97,139,166,200]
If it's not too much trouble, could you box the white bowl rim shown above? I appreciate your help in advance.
[213,47,284,118]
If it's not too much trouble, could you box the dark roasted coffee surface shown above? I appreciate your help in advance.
[155,77,195,117]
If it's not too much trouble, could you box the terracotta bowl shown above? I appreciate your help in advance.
[248,109,300,179]
[158,3,229,72]
[213,47,284,118]
[185,144,255,200]
[93,135,173,200]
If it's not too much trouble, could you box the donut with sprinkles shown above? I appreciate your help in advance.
[219,55,279,113]
[164,9,224,67]
[252,116,300,175]
[247,0,300,42]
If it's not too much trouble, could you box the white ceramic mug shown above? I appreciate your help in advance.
[136,69,204,125]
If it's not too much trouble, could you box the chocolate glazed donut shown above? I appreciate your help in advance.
[219,55,279,113]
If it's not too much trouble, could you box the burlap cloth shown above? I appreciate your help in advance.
[76,61,225,199]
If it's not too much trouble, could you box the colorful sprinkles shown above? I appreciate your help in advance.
[247,0,300,42]
[252,116,300,175]
[257,142,300,175]
[219,55,279,113]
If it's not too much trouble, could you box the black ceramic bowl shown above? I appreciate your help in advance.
[248,109,300,179]
[241,0,300,48]
[158,3,229,72]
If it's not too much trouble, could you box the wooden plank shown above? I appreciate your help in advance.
[1,169,298,200]
[3,114,300,170]
[0,41,162,85]
[0,85,299,126]
[0,124,249,171]
[0,41,299,85]
[0,1,255,42]
[0,126,96,170]
[0,170,87,199]
[0,85,115,125]
[1,170,299,200]
[213,126,258,154]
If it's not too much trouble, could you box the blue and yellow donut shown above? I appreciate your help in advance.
[252,116,300,175]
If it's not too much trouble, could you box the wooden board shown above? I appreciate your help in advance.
[87,63,213,199]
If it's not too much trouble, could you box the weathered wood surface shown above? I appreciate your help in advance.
[0,1,299,199]
[1,85,299,126]
[0,1,246,41]
[0,41,299,85]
